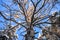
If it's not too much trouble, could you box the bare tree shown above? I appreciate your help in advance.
[38,11,60,40]
[0,0,60,40]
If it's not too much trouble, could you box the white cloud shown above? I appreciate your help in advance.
[38,32,41,38]
[34,39,37,40]
[5,13,10,16]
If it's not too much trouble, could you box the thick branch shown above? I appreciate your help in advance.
[0,12,27,29]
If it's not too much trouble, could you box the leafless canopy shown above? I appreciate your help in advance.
[0,0,60,40]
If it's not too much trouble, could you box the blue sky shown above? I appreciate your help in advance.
[0,0,60,40]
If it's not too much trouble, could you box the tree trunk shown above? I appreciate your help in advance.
[25,26,34,40]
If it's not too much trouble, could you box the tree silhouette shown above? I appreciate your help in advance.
[38,11,60,40]
[0,0,60,40]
